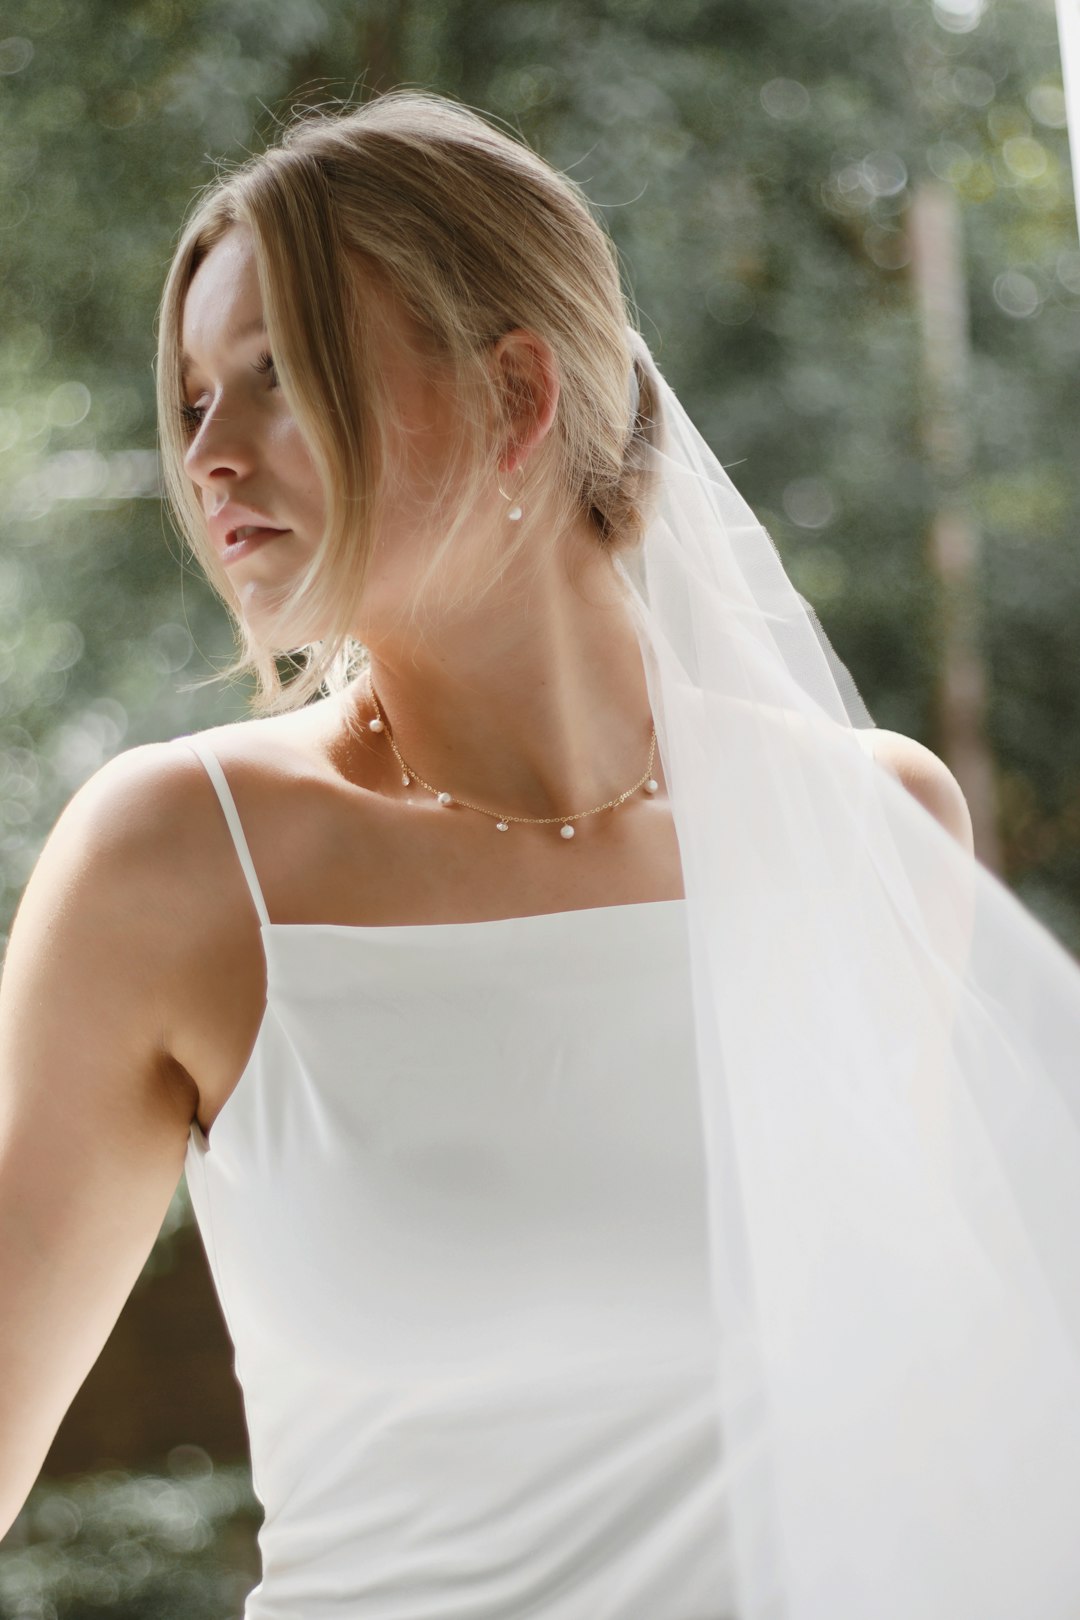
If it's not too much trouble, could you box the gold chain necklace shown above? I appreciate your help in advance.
[362,672,659,840]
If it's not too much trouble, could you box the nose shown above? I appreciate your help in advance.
[183,396,260,489]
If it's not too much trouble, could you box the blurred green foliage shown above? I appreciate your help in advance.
[1,0,1078,945]
[0,0,1077,1611]
[1,0,1078,960]
[1,1455,259,1619]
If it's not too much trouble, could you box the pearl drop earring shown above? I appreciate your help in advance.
[496,466,523,522]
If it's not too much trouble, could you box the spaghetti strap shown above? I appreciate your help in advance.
[181,734,272,929]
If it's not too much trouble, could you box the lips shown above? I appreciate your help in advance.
[221,526,290,565]
[208,503,288,559]
[226,525,286,545]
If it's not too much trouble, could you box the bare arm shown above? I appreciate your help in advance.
[0,744,202,1537]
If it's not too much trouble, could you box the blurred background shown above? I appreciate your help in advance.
[0,0,1076,1613]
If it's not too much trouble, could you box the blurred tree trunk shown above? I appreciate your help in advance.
[907,177,1003,875]
[359,0,411,96]
[41,1227,248,1476]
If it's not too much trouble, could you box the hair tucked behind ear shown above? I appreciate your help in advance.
[156,88,664,716]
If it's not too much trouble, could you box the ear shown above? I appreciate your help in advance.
[490,328,560,475]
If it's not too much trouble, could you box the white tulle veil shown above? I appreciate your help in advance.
[1057,0,1080,235]
[615,324,1080,1619]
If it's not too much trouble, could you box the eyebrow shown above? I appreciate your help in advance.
[180,317,267,381]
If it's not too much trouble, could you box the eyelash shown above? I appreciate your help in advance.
[179,350,277,435]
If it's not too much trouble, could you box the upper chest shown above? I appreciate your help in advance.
[168,718,685,1131]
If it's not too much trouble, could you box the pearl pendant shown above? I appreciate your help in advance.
[437,791,453,805]
[368,716,384,732]
[401,773,410,786]
[643,778,659,794]
[507,504,523,522]
[496,820,509,832]
[560,823,575,839]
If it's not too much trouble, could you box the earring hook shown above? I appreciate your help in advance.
[496,461,524,522]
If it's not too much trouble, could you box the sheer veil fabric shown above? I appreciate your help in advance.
[1056,0,1080,234]
[614,326,1080,1619]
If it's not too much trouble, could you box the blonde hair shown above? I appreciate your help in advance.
[155,88,662,714]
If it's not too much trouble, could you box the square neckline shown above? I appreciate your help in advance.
[261,895,687,934]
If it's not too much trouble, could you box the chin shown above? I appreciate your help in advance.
[233,587,332,652]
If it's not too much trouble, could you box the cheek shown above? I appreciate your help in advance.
[275,426,325,518]
[395,373,463,491]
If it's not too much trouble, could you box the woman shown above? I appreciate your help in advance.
[4,89,1079,1620]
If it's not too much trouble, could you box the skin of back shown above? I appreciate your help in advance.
[0,743,207,1538]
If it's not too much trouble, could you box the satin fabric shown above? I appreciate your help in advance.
[182,726,735,1619]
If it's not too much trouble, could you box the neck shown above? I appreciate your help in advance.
[336,521,656,821]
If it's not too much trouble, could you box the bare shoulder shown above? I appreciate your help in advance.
[14,736,221,935]
[62,708,322,848]
[4,716,307,999]
[1,740,230,1059]
[1,716,318,1111]
[859,727,974,855]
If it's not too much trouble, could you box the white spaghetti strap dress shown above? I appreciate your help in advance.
[179,732,736,1619]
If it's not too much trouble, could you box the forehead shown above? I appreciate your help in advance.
[180,227,264,379]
